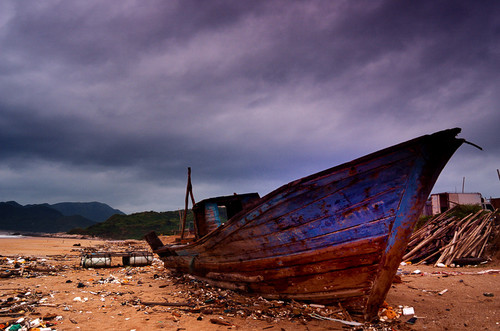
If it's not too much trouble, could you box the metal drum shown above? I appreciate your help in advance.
[80,253,112,268]
[122,252,153,266]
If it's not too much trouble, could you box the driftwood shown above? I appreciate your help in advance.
[139,300,195,307]
[452,257,488,265]
[210,318,233,326]
[0,272,12,278]
[0,312,24,317]
[404,207,498,265]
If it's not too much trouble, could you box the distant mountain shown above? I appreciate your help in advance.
[68,210,192,240]
[50,202,124,222]
[0,201,97,233]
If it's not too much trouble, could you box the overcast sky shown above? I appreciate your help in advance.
[1,1,499,214]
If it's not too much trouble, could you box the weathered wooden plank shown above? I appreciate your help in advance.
[200,218,391,263]
[203,196,398,259]
[195,235,387,273]
[213,186,401,247]
[251,264,378,296]
[261,287,367,301]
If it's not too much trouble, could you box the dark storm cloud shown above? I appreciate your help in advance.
[0,0,498,212]
[2,1,269,70]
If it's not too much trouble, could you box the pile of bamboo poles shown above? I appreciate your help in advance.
[403,207,498,266]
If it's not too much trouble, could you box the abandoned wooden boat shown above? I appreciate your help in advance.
[146,128,465,320]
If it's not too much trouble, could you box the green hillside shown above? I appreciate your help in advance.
[68,210,194,240]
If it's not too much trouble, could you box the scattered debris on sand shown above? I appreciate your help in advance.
[0,240,420,330]
[1,237,498,330]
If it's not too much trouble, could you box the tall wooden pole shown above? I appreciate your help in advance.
[180,167,195,240]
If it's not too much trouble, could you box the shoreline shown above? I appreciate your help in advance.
[0,230,109,241]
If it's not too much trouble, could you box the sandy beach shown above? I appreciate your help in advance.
[0,237,106,256]
[1,236,498,330]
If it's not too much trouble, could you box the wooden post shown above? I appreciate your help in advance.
[180,167,195,240]
[144,231,164,251]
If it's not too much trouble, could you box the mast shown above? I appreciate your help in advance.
[180,167,195,240]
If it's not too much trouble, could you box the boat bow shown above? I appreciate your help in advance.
[146,128,465,321]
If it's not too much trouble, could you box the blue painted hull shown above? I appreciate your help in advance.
[146,128,464,320]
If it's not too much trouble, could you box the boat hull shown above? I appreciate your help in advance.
[146,128,464,320]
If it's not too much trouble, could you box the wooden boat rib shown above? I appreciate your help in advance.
[145,128,465,321]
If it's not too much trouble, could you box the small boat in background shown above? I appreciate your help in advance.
[146,128,465,321]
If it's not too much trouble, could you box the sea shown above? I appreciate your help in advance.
[0,231,23,239]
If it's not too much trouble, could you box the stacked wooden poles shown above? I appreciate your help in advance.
[403,207,498,266]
